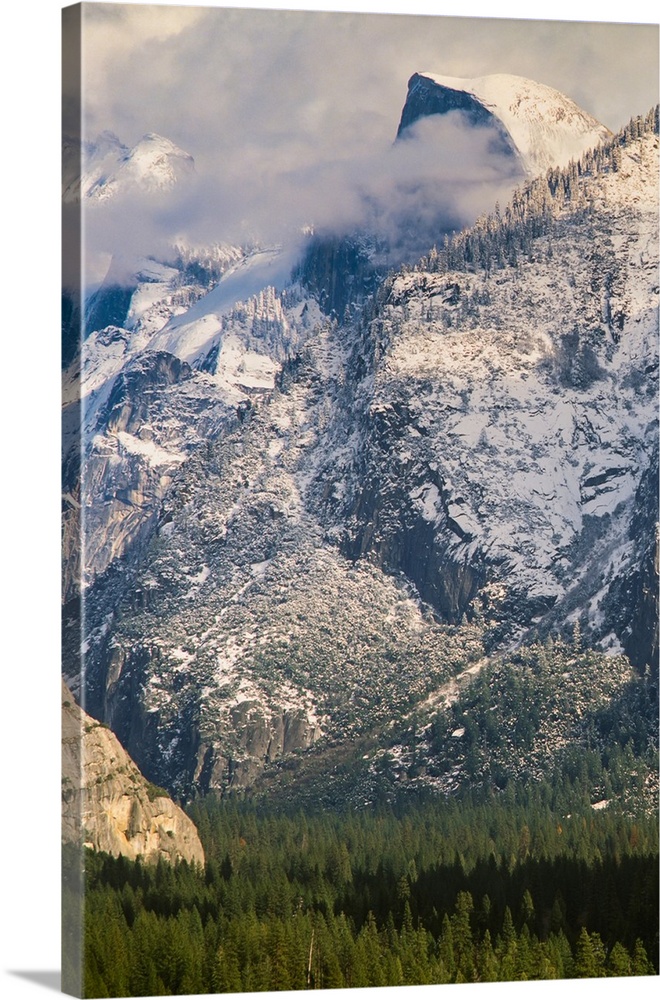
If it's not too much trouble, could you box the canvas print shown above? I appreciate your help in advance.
[62,3,659,996]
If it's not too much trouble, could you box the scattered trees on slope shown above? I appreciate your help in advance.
[415,107,659,277]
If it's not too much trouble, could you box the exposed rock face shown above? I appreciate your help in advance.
[397,72,518,162]
[63,80,657,805]
[600,447,660,672]
[397,72,611,173]
[61,681,205,865]
[336,395,488,623]
[88,632,321,799]
[193,703,319,793]
[62,348,209,601]
[296,234,387,319]
[61,248,310,603]
[84,282,137,339]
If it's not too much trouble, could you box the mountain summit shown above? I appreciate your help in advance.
[397,72,611,173]
[64,131,195,203]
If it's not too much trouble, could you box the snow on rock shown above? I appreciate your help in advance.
[62,237,320,601]
[83,132,195,201]
[115,431,185,468]
[402,72,611,173]
[314,129,658,644]
[63,130,128,203]
[64,94,657,800]
[151,246,300,363]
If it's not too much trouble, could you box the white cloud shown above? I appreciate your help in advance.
[69,3,658,274]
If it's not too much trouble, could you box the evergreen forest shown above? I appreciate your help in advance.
[69,783,658,996]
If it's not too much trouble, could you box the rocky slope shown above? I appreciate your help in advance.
[315,126,658,658]
[62,79,615,601]
[62,681,204,865]
[61,245,297,599]
[62,77,658,804]
[64,121,659,801]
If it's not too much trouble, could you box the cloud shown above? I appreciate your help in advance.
[80,108,526,283]
[70,4,658,281]
[78,5,658,145]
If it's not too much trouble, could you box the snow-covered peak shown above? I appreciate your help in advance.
[400,72,611,174]
[91,129,128,159]
[63,131,129,202]
[118,133,195,188]
[78,131,195,202]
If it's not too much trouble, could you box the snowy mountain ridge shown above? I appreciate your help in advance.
[63,130,195,204]
[62,75,658,803]
[399,72,611,174]
[149,246,303,365]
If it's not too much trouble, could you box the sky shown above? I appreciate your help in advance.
[1,2,658,999]
[76,2,658,145]
[64,1,659,277]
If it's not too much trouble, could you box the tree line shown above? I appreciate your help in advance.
[71,786,658,996]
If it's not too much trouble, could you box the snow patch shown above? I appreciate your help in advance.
[150,246,299,363]
[115,431,185,467]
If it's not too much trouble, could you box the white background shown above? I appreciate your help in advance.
[1,1,657,998]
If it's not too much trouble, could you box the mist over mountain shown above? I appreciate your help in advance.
[62,62,659,812]
[71,73,603,293]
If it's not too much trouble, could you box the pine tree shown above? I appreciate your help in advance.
[631,938,654,975]
[451,891,475,981]
[574,926,597,978]
[607,941,632,977]
[214,941,243,993]
[520,888,535,932]
[588,931,607,977]
[438,912,456,980]
[360,911,386,987]
[477,928,499,982]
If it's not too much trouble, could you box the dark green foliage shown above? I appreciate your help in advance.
[418,638,658,813]
[144,781,170,802]
[78,787,658,996]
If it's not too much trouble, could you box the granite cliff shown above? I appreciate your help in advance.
[61,681,204,865]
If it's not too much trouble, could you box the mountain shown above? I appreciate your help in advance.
[63,130,195,203]
[397,72,611,174]
[62,77,658,809]
[61,681,204,865]
[294,74,611,321]
[61,243,313,600]
[322,127,658,660]
[62,130,127,203]
[61,128,201,366]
